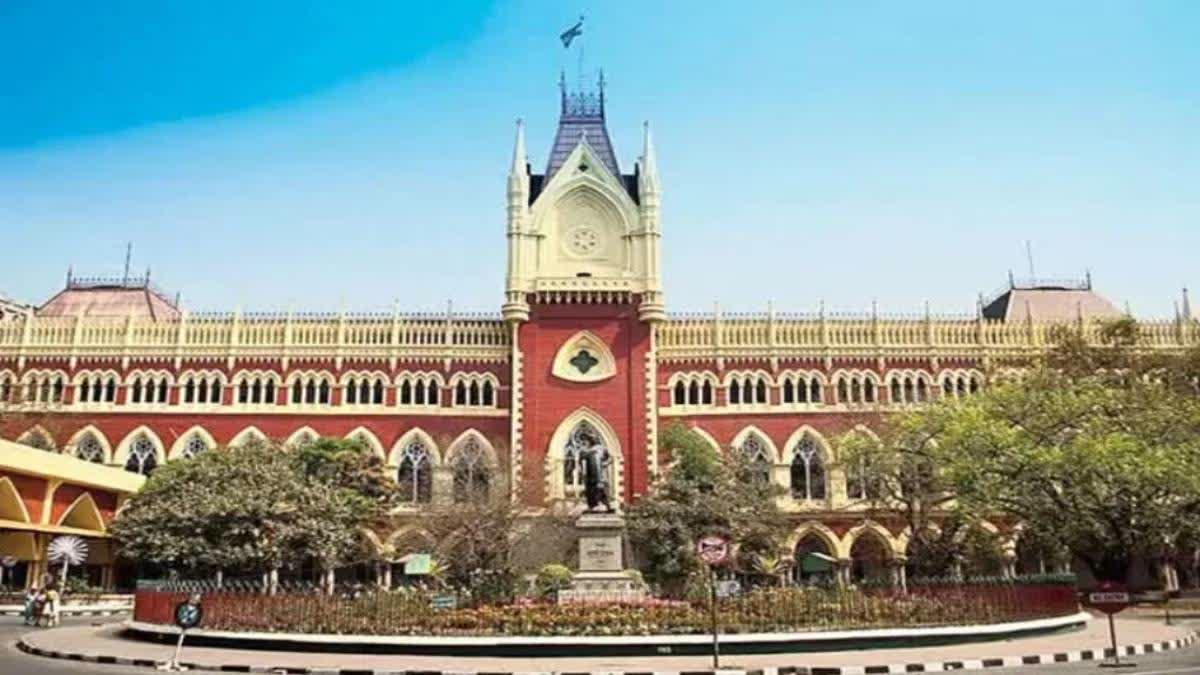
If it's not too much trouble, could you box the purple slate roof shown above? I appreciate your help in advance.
[545,115,620,180]
[534,84,636,204]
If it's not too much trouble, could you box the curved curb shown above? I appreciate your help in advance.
[16,627,1198,674]
[120,613,1092,657]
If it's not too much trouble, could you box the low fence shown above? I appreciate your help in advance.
[134,581,1078,637]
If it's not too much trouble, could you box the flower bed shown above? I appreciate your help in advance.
[134,583,1078,637]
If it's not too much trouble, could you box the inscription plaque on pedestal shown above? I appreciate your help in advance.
[559,512,647,602]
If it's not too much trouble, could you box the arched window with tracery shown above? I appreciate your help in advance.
[74,433,106,463]
[235,373,277,405]
[397,440,433,504]
[451,437,490,503]
[790,434,826,501]
[22,429,55,451]
[125,434,159,475]
[845,455,881,501]
[738,433,773,486]
[180,433,210,459]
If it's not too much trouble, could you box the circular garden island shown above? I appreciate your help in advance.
[129,578,1085,657]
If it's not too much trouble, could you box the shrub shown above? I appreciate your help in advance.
[534,564,573,598]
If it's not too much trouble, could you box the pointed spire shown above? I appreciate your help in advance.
[640,120,660,195]
[510,118,526,177]
[507,118,528,203]
[1183,287,1192,320]
[65,266,73,288]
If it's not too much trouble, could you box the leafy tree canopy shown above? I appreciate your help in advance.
[845,318,1200,584]
[628,422,790,596]
[112,440,389,576]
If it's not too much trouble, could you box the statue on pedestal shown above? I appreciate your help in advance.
[580,441,613,513]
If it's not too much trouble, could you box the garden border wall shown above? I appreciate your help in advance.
[123,611,1090,657]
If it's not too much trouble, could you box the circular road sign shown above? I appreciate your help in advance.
[1085,581,1132,615]
[173,599,204,630]
[697,535,731,566]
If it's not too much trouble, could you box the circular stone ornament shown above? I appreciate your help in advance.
[566,225,601,256]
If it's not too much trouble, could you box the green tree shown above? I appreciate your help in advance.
[111,442,372,578]
[293,436,401,518]
[838,408,1005,579]
[844,318,1200,584]
[627,423,789,596]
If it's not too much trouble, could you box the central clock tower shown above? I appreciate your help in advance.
[503,75,663,509]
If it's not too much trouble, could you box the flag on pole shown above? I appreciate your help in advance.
[560,16,583,48]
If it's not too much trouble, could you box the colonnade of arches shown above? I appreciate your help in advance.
[667,368,985,408]
[0,368,502,410]
[784,521,1020,587]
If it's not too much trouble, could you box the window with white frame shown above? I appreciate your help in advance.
[397,439,433,504]
[77,374,118,404]
[125,434,159,475]
[738,432,773,486]
[941,371,983,398]
[22,372,66,404]
[181,373,224,405]
[236,373,277,405]
[889,373,931,404]
[834,372,877,405]
[728,373,770,406]
[179,433,210,459]
[74,432,106,463]
[397,374,440,407]
[671,373,716,406]
[0,372,15,402]
[451,437,490,503]
[344,375,386,405]
[790,434,826,500]
[128,373,170,405]
[781,372,823,405]
[290,374,332,405]
[452,375,496,407]
[21,429,55,451]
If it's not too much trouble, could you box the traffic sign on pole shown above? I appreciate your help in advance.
[1084,581,1135,669]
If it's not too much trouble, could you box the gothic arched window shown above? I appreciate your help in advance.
[397,440,432,504]
[739,433,772,486]
[180,434,209,459]
[790,434,826,501]
[125,434,159,475]
[23,429,54,451]
[451,437,490,503]
[75,433,105,463]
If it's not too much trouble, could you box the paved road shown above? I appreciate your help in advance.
[4,616,1200,674]
[1,616,145,674]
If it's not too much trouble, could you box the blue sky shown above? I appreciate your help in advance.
[2,1,1197,316]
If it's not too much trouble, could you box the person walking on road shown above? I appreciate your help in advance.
[23,585,38,625]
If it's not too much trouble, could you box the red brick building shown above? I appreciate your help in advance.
[3,79,1191,586]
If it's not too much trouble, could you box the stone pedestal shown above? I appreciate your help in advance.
[559,512,646,602]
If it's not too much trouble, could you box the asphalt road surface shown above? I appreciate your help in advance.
[3,616,1200,674]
